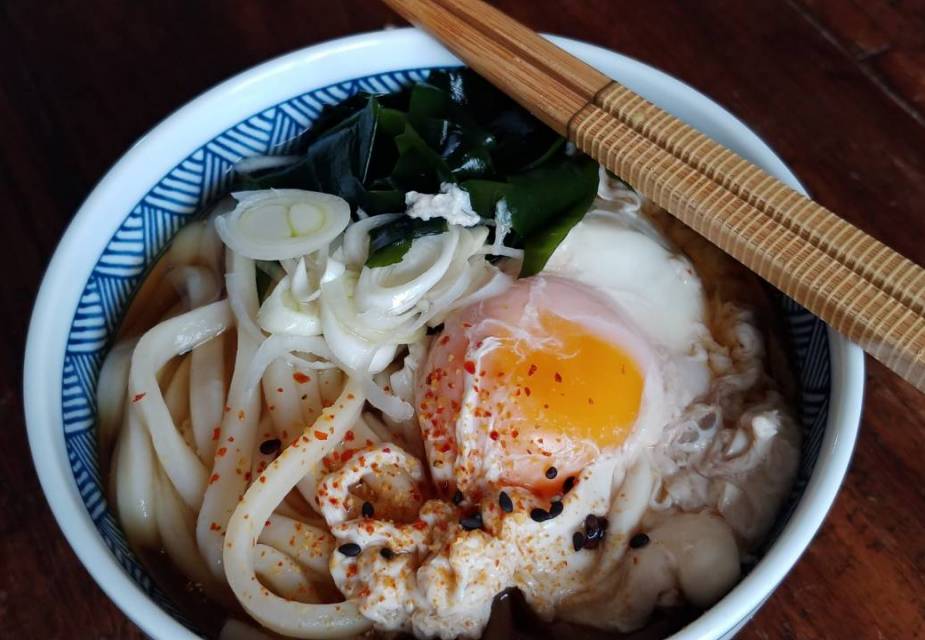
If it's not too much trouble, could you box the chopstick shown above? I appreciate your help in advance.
[382,0,925,393]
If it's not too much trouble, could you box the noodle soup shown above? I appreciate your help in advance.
[100,69,802,640]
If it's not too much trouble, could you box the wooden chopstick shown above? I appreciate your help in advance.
[383,0,925,392]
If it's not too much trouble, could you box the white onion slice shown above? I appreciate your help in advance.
[354,227,459,315]
[342,213,401,268]
[244,334,334,397]
[257,275,322,337]
[215,190,350,260]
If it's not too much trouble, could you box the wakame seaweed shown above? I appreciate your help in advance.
[235,68,599,271]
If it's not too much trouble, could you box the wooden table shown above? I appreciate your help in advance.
[2,1,923,638]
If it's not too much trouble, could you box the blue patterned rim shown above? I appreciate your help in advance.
[60,66,830,633]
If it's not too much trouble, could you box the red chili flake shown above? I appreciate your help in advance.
[211,427,221,441]
[345,430,355,442]
[224,405,231,413]
[293,372,311,384]
[268,405,275,411]
[347,565,358,578]
[413,520,428,530]
[244,471,252,482]
[489,431,499,441]
[383,447,391,453]
[209,522,221,531]
[209,473,220,485]
[464,360,476,375]
[439,335,450,345]
[276,387,284,393]
[132,393,146,403]
[314,430,328,440]
[347,393,355,400]
[216,447,228,457]
[341,449,355,462]
[554,372,563,383]
[524,387,532,397]
[228,436,235,443]
[259,475,267,484]
[512,430,519,439]
[528,364,538,376]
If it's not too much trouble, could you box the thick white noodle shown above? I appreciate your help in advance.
[223,379,371,639]
[190,333,226,462]
[262,359,304,446]
[154,467,232,606]
[258,513,334,578]
[228,271,267,343]
[200,214,228,279]
[97,338,138,464]
[254,544,323,603]
[163,356,193,446]
[168,265,220,310]
[317,368,344,408]
[114,402,160,549]
[130,300,234,509]
[197,253,263,579]
[295,365,324,430]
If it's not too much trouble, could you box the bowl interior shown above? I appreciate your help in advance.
[27,30,856,640]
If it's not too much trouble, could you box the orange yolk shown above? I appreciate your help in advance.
[482,314,644,451]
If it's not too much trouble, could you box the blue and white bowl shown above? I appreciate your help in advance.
[23,28,864,640]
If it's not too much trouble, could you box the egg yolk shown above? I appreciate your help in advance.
[482,313,644,450]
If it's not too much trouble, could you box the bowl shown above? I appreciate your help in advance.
[23,27,864,640]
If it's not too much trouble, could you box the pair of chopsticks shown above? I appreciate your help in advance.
[384,0,925,393]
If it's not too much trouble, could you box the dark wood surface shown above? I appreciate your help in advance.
[2,1,924,638]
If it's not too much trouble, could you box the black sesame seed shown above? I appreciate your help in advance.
[572,531,586,551]
[361,501,374,518]
[545,466,558,480]
[629,532,650,549]
[585,514,600,533]
[380,548,395,560]
[549,500,564,518]
[499,491,513,513]
[338,543,361,557]
[562,477,575,493]
[452,489,464,505]
[259,438,281,455]
[530,508,550,522]
[460,513,483,530]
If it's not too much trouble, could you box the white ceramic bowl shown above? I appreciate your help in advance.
[24,28,864,640]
